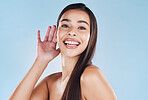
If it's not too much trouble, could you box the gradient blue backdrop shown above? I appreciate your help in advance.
[0,0,148,100]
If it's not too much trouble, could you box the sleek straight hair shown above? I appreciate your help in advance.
[57,3,98,100]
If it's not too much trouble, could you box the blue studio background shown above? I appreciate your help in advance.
[0,0,148,100]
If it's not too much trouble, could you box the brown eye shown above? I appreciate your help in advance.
[78,26,86,30]
[61,24,69,28]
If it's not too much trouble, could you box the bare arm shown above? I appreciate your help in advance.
[9,58,49,100]
[9,25,60,100]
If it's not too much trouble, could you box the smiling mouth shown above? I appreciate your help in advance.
[63,41,80,46]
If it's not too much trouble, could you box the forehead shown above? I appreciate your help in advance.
[60,9,90,24]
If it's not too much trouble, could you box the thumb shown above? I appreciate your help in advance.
[56,48,60,53]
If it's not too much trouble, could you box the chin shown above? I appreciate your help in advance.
[61,50,82,58]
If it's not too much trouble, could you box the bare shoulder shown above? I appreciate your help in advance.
[81,65,101,81]
[30,72,62,100]
[45,72,62,80]
[44,72,62,86]
[80,65,117,100]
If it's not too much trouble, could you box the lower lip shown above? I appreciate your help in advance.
[64,44,79,49]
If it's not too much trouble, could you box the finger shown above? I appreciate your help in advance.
[48,25,56,42]
[43,26,51,42]
[52,28,57,43]
[56,48,60,53]
[55,48,60,57]
[37,30,41,43]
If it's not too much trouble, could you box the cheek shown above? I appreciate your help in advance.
[82,33,90,44]
[57,27,69,41]
[57,29,63,42]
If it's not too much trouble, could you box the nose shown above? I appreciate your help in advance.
[68,28,77,36]
[68,33,76,36]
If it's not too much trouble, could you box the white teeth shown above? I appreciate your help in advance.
[64,41,79,45]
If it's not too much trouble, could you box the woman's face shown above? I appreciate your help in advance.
[57,9,90,57]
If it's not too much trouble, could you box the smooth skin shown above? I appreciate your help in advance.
[9,10,117,100]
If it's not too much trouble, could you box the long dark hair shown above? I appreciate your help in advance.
[57,3,98,100]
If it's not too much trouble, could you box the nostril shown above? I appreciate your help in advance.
[68,33,76,36]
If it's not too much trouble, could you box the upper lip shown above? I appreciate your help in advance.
[63,38,81,44]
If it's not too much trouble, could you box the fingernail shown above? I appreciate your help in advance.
[53,25,56,27]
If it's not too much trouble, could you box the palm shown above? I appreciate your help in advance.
[37,25,60,62]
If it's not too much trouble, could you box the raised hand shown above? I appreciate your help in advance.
[37,25,60,62]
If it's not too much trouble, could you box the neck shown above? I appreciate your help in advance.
[60,53,79,82]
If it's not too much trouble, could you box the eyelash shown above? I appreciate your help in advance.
[61,24,86,30]
[78,26,86,30]
[61,24,69,28]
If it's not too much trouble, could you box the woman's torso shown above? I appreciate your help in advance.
[46,72,86,100]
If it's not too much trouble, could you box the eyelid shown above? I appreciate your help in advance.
[78,26,86,30]
[61,24,69,28]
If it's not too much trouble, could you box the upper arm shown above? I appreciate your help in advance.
[30,77,49,100]
[80,66,117,100]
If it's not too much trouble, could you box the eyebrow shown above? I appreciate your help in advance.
[61,19,89,26]
[61,19,71,22]
[78,20,89,26]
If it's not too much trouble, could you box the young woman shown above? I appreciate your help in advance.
[9,3,117,100]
